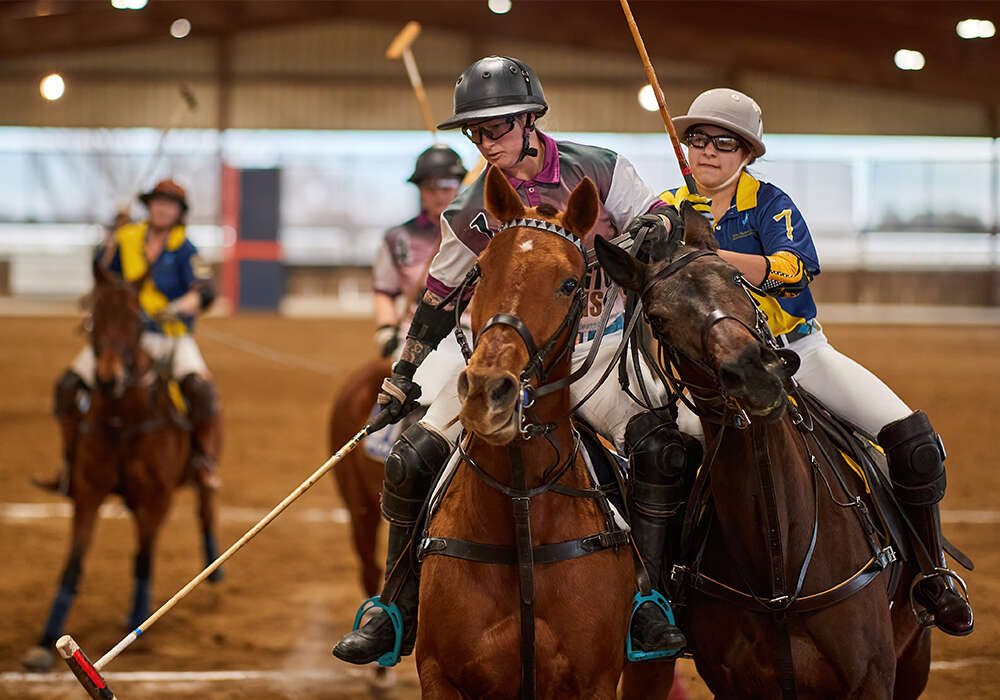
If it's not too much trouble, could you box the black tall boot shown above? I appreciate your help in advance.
[333,424,450,665]
[625,412,700,654]
[34,370,88,497]
[180,374,222,490]
[880,410,973,636]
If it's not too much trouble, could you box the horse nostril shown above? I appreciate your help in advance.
[719,364,744,391]
[457,371,470,401]
[487,375,517,410]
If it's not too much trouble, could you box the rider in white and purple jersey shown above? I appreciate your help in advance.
[334,56,696,666]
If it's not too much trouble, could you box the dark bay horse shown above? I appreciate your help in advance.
[415,167,673,699]
[21,263,222,671]
[596,206,927,698]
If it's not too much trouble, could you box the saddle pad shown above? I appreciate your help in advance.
[363,405,406,462]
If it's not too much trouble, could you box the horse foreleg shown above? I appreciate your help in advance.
[620,659,678,700]
[196,480,223,582]
[128,497,171,631]
[417,656,466,700]
[892,628,930,700]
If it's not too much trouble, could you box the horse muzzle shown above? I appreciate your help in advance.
[457,366,520,445]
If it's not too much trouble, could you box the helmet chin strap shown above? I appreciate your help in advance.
[697,156,750,197]
[518,114,538,163]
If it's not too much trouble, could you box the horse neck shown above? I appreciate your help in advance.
[91,349,160,420]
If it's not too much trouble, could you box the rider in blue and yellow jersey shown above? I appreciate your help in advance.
[40,179,222,495]
[662,88,973,637]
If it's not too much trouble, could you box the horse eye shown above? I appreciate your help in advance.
[558,278,578,295]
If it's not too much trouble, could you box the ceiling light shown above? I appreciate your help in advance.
[111,0,147,9]
[893,49,925,71]
[956,19,996,39]
[488,0,512,14]
[40,73,65,101]
[170,18,191,39]
[638,84,658,112]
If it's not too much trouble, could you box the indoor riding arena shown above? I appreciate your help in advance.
[1,2,997,699]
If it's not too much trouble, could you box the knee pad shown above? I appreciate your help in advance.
[879,410,946,506]
[54,370,87,418]
[180,374,219,424]
[381,423,450,525]
[625,412,695,516]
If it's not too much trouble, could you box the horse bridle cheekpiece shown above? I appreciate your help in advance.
[473,217,588,437]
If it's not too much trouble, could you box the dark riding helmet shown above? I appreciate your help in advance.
[437,56,547,130]
[139,179,189,212]
[408,144,467,185]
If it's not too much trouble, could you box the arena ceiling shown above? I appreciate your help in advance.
[3,0,998,109]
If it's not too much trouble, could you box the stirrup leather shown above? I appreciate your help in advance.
[626,590,682,662]
[351,597,404,667]
[908,566,970,628]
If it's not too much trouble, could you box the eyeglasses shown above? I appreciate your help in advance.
[462,116,517,144]
[684,131,743,153]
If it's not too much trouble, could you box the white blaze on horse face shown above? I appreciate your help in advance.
[519,240,534,252]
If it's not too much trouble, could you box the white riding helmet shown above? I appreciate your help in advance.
[673,88,766,158]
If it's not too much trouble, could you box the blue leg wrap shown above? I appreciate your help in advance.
[352,597,404,667]
[128,578,151,631]
[626,590,682,662]
[42,585,77,645]
[203,531,224,582]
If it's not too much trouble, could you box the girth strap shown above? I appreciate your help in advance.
[420,530,631,566]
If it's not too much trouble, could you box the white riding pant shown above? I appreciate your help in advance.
[421,329,667,453]
[676,329,911,441]
[394,328,471,409]
[70,332,209,387]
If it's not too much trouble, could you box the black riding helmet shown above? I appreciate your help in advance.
[408,144,467,185]
[438,56,547,162]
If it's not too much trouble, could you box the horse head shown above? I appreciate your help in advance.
[457,166,599,444]
[596,202,788,420]
[91,260,146,398]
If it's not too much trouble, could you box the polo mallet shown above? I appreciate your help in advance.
[619,0,699,196]
[56,425,371,700]
[386,21,436,139]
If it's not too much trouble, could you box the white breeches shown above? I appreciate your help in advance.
[70,332,209,387]
[421,329,668,453]
[676,330,911,441]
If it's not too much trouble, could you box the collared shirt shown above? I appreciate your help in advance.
[430,131,662,345]
[661,172,821,336]
[373,210,441,301]
[106,222,211,336]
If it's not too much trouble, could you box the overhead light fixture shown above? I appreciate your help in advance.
[488,0,512,14]
[170,18,191,39]
[956,19,996,39]
[40,73,65,101]
[111,0,148,9]
[638,84,658,112]
[893,49,925,71]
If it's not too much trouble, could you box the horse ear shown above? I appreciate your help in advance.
[562,176,599,237]
[594,235,647,293]
[680,201,719,251]
[93,259,114,286]
[484,166,525,224]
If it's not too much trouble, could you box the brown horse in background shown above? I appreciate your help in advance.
[596,206,927,698]
[21,263,222,671]
[415,167,674,699]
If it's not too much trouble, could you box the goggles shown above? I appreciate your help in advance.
[462,116,517,145]
[684,131,743,153]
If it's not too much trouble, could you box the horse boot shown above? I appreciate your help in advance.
[333,423,451,665]
[180,373,222,490]
[624,411,696,654]
[879,410,973,636]
[34,369,89,497]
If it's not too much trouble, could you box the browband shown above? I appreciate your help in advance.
[498,217,586,256]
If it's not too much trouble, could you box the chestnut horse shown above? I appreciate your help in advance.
[22,263,222,671]
[415,167,673,699]
[596,205,927,699]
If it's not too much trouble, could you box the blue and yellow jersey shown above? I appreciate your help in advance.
[661,172,821,336]
[105,222,212,336]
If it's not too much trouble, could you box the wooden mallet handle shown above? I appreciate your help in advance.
[619,0,699,195]
[386,21,436,137]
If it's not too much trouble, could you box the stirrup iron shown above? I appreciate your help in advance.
[908,566,970,628]
[626,590,682,662]
[351,597,404,667]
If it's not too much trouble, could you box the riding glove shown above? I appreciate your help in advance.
[678,193,715,227]
[369,361,422,432]
[374,324,400,358]
[623,212,674,262]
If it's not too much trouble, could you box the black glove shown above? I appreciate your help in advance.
[368,361,422,432]
[374,324,400,358]
[623,212,674,262]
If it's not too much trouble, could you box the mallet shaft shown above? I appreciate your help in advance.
[402,47,436,138]
[93,426,370,670]
[619,0,699,195]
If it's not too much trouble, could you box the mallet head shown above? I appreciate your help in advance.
[56,635,116,700]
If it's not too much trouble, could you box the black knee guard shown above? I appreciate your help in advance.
[180,374,219,426]
[381,424,450,527]
[625,412,699,516]
[879,410,946,507]
[53,370,87,418]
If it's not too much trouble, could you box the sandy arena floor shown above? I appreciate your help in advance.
[0,315,996,699]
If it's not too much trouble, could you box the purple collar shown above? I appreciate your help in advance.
[416,210,434,228]
[500,131,560,189]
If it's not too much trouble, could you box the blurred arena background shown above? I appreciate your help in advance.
[0,1,997,698]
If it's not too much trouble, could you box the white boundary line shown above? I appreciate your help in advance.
[0,502,352,524]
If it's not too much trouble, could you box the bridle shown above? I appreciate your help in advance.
[90,285,145,398]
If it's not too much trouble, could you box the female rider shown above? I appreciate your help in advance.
[663,88,973,637]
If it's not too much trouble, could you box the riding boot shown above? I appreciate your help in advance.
[180,374,222,490]
[333,424,450,665]
[879,410,973,636]
[35,370,89,497]
[625,412,700,654]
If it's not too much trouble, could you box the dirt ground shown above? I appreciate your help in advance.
[0,315,996,699]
